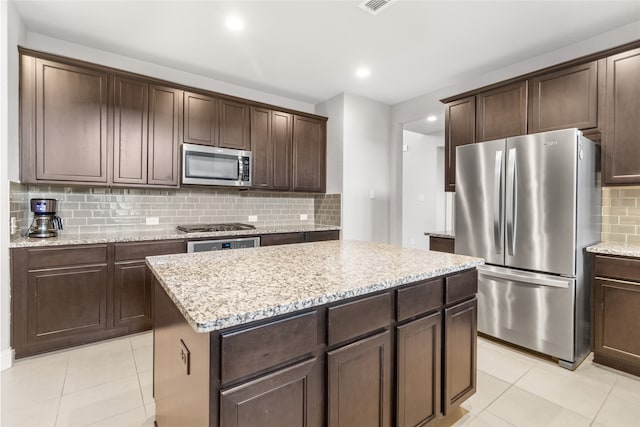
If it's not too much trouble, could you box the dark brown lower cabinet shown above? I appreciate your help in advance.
[444,298,477,414]
[593,255,640,376]
[261,230,340,246]
[429,236,455,254]
[396,313,441,427]
[152,267,478,427]
[327,332,391,427]
[220,357,323,427]
[11,240,185,357]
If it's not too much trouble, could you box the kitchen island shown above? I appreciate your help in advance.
[146,240,483,427]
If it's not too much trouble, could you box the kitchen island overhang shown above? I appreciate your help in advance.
[146,240,484,427]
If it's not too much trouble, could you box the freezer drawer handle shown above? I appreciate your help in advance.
[477,266,569,289]
[493,150,504,255]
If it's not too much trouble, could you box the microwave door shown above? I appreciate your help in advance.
[185,152,239,181]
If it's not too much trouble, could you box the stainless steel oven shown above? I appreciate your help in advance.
[187,237,260,253]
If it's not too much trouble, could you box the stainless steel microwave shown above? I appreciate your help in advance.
[181,143,252,187]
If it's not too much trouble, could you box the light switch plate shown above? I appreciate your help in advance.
[146,217,159,225]
[248,215,258,222]
[300,214,308,220]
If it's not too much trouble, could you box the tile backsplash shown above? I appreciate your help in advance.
[601,186,640,244]
[9,182,341,235]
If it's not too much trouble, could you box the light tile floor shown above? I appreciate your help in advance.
[1,333,639,426]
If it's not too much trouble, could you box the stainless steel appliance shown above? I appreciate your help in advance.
[26,198,63,238]
[177,223,256,233]
[455,128,600,369]
[187,237,260,252]
[182,143,252,187]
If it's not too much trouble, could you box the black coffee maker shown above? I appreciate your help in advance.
[27,198,63,238]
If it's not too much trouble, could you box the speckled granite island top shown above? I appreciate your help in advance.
[146,240,484,333]
[587,242,640,258]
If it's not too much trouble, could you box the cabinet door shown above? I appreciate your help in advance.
[529,62,598,133]
[327,331,391,427]
[148,85,181,186]
[272,111,293,191]
[113,261,152,331]
[34,59,108,183]
[444,96,475,192]
[113,76,148,184]
[184,91,218,146]
[220,357,322,427]
[292,115,326,193]
[593,278,640,372]
[603,48,640,185]
[27,265,108,344]
[396,313,441,427]
[220,99,251,150]
[443,298,477,415]
[476,81,528,142]
[250,106,272,189]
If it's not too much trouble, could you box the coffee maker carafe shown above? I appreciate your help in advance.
[27,198,63,238]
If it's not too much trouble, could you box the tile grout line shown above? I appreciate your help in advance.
[589,375,617,426]
[54,352,72,427]
[130,337,148,412]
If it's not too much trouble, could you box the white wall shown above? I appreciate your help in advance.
[342,94,391,243]
[1,0,26,370]
[402,131,446,249]
[316,94,344,194]
[388,20,640,246]
[23,31,316,115]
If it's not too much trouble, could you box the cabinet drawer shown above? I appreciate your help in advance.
[221,311,318,384]
[114,240,185,261]
[305,230,340,242]
[260,233,305,246]
[430,236,455,253]
[445,269,478,306]
[396,278,443,322]
[328,292,391,346]
[595,255,640,282]
[27,245,107,269]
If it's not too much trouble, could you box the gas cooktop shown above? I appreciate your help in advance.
[177,223,256,233]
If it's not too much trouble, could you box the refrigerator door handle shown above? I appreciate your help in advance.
[506,147,517,256]
[493,150,504,254]
[477,265,570,289]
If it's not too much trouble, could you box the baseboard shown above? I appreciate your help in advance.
[1,348,14,371]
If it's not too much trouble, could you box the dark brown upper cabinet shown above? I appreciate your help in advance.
[183,91,218,146]
[529,61,599,134]
[603,47,640,185]
[21,56,109,184]
[148,85,182,187]
[476,80,528,142]
[251,107,293,191]
[112,76,149,185]
[219,98,251,151]
[292,115,326,193]
[444,96,475,192]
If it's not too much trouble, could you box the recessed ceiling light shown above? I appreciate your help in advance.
[356,67,371,78]
[427,115,437,122]
[225,16,245,32]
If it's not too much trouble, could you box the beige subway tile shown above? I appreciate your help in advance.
[601,233,627,243]
[602,207,627,216]
[610,224,636,234]
[619,216,640,226]
[611,198,637,207]
[627,235,640,245]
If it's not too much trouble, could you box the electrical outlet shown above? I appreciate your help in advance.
[300,214,308,220]
[179,340,190,375]
[403,144,408,152]
[248,215,258,222]
[146,217,159,225]
[369,190,375,199]
[418,194,425,202]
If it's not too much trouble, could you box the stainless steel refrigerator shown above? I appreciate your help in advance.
[455,128,600,369]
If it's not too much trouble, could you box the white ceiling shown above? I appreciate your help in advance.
[13,0,640,106]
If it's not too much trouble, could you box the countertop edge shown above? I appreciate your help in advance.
[586,242,640,258]
[424,231,455,239]
[8,224,341,248]
[147,255,484,334]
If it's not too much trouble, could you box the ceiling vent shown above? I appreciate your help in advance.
[358,0,396,15]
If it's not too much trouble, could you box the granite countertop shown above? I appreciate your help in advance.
[424,230,455,239]
[8,224,341,248]
[586,242,640,258]
[146,240,484,333]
